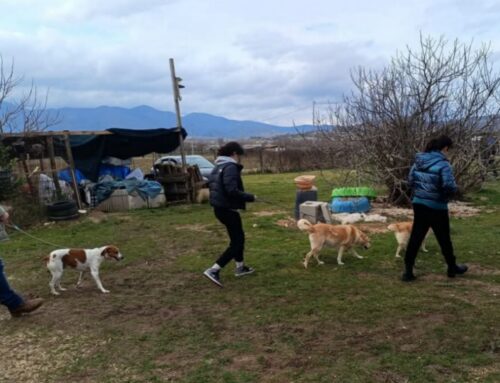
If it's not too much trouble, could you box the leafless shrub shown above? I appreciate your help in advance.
[317,35,500,205]
[0,55,60,134]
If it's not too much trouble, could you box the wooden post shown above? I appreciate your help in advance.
[169,58,187,172]
[169,58,190,202]
[259,146,264,174]
[46,136,62,199]
[63,133,82,209]
[20,157,35,198]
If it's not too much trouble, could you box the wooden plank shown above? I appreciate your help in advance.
[63,134,83,209]
[46,136,62,198]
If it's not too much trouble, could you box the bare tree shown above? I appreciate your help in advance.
[320,35,500,205]
[0,55,60,135]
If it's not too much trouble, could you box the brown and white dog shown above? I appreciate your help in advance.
[297,219,371,268]
[387,222,428,258]
[46,246,123,295]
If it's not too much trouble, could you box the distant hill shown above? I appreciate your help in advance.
[40,105,314,138]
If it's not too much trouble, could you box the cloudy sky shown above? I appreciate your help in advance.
[1,0,500,125]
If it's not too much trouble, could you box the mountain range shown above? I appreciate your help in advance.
[40,105,314,138]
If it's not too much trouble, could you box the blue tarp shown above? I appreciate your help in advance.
[93,179,163,204]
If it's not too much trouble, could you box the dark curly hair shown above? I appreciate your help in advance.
[424,135,453,152]
[217,141,245,156]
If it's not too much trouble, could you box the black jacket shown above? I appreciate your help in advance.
[208,159,255,210]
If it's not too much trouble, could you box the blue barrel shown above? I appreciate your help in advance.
[331,197,370,213]
[295,189,318,219]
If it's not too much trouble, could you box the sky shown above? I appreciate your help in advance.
[1,0,500,126]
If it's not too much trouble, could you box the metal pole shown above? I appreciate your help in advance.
[169,58,187,172]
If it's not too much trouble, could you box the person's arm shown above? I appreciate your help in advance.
[408,164,416,189]
[441,162,458,196]
[222,165,255,202]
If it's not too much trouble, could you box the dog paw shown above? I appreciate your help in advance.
[337,262,345,266]
[101,289,110,294]
[318,261,325,265]
[51,291,60,296]
[395,254,401,258]
[58,287,67,291]
[302,262,308,269]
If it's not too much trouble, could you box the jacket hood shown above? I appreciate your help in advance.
[214,156,237,165]
[414,151,447,171]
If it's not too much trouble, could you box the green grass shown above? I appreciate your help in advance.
[0,170,499,383]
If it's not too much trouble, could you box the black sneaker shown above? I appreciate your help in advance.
[234,265,255,277]
[447,264,468,278]
[203,268,223,287]
[401,273,417,282]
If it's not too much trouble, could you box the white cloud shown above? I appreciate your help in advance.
[1,0,500,125]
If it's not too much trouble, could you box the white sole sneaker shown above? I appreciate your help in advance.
[203,270,223,287]
[234,268,255,277]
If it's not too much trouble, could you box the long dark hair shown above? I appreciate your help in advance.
[217,141,245,156]
[424,135,453,152]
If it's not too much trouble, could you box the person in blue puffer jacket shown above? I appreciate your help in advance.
[203,142,256,288]
[402,135,468,282]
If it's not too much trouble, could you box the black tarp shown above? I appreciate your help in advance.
[53,127,187,181]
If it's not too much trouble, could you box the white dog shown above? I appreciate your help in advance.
[46,245,123,295]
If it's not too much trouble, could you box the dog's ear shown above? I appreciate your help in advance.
[101,247,109,257]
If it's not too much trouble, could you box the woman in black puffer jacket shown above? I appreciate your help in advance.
[203,142,256,288]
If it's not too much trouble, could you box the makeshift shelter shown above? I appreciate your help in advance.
[52,128,187,182]
[1,127,189,210]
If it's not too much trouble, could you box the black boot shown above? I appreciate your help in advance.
[447,264,468,278]
[401,264,416,282]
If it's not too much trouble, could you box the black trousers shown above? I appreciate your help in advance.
[404,203,456,273]
[214,207,245,268]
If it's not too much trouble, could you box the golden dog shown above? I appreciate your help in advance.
[387,221,428,258]
[297,219,371,268]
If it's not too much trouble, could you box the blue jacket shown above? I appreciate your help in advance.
[208,157,255,210]
[408,151,457,210]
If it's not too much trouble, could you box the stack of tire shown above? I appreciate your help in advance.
[46,200,79,221]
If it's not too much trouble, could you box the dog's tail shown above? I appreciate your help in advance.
[297,219,315,233]
[42,255,50,264]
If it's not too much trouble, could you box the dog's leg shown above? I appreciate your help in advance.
[56,280,67,291]
[337,246,346,265]
[76,272,84,288]
[351,248,364,259]
[303,249,315,269]
[395,244,404,258]
[49,271,62,295]
[312,250,325,266]
[90,268,110,293]
[421,233,429,253]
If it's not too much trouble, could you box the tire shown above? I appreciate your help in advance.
[46,200,79,220]
[331,197,371,213]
